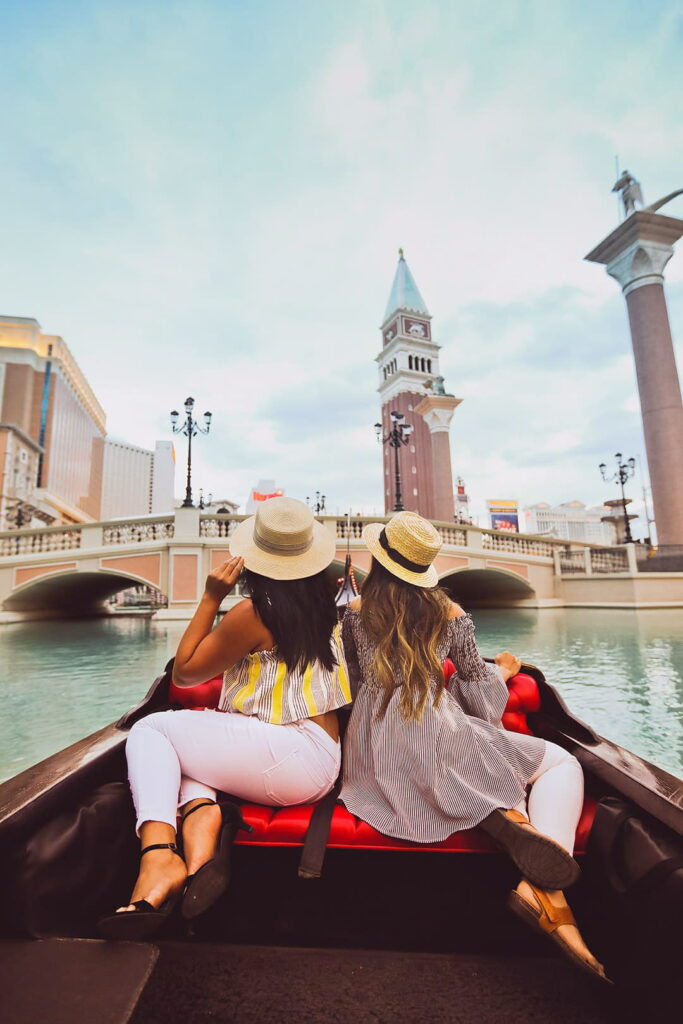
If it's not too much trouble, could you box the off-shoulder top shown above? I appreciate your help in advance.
[339,609,546,842]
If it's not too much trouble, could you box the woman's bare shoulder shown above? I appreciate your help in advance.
[447,600,466,619]
[348,596,362,611]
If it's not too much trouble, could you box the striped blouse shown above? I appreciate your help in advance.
[339,609,546,843]
[218,624,352,725]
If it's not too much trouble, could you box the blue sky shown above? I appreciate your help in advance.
[1,0,681,531]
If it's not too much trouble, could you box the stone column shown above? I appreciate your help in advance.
[414,394,462,522]
[586,212,683,546]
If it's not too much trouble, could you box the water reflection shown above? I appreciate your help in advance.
[473,608,683,776]
[0,609,681,783]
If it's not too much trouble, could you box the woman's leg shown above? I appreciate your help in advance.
[123,709,340,906]
[512,744,606,979]
[523,741,584,854]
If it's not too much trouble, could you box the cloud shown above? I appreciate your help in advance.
[0,0,681,534]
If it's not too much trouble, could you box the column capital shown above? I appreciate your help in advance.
[414,394,462,433]
[585,210,683,295]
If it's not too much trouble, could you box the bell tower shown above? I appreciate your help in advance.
[376,250,460,520]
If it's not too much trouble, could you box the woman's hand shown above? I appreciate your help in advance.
[494,651,522,682]
[204,557,244,602]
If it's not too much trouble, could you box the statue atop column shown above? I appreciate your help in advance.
[612,170,644,217]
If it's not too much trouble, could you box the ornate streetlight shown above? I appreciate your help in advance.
[599,452,636,543]
[375,411,414,512]
[306,491,326,514]
[171,397,212,508]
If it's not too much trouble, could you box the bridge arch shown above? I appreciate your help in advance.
[439,567,536,607]
[4,569,165,615]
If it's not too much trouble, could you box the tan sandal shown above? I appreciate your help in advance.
[507,884,611,984]
[479,809,580,890]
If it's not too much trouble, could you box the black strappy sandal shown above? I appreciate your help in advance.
[180,800,253,920]
[97,842,185,940]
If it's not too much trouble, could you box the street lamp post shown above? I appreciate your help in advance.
[599,452,636,543]
[306,491,326,514]
[171,397,212,508]
[375,411,414,512]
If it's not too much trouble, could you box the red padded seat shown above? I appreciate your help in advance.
[169,667,595,853]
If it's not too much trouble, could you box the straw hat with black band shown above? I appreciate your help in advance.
[363,511,442,588]
[229,496,336,580]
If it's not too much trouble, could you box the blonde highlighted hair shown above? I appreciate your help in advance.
[360,558,451,722]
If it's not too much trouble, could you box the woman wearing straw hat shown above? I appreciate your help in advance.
[99,497,350,939]
[340,510,608,981]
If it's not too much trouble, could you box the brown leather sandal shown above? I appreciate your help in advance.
[479,809,580,890]
[507,884,611,984]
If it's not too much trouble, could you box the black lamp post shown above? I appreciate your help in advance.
[171,397,212,508]
[599,452,636,543]
[375,411,414,512]
[306,491,326,514]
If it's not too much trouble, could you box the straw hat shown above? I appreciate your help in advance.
[363,511,442,588]
[229,496,336,580]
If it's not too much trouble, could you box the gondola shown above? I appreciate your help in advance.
[0,653,681,1024]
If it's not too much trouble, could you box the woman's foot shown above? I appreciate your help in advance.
[117,846,188,913]
[510,880,610,983]
[479,809,580,890]
[180,799,223,876]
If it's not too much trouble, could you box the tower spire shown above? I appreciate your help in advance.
[383,249,430,324]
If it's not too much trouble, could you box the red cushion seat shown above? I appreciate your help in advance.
[170,668,595,854]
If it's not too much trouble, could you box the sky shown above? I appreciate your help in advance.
[1,0,681,533]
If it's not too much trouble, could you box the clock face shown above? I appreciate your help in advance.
[384,318,399,344]
[404,317,430,339]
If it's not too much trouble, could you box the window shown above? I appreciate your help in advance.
[412,466,417,474]
[413,488,418,496]
[410,444,415,453]
[427,359,432,373]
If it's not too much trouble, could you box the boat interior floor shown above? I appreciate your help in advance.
[132,940,618,1024]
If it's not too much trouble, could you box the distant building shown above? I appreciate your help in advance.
[524,501,616,544]
[0,315,106,524]
[246,480,284,514]
[86,438,176,520]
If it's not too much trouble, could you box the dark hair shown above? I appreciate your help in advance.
[244,568,338,673]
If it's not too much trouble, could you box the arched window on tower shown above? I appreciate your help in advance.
[408,355,413,370]
[421,358,426,372]
[427,359,432,373]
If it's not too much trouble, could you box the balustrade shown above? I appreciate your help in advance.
[0,527,82,557]
[102,519,174,545]
[482,531,556,558]
[558,549,587,575]
[199,515,242,539]
[590,547,629,574]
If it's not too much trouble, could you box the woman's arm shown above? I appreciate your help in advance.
[172,557,267,686]
[446,611,511,725]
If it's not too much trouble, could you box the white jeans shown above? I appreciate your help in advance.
[515,741,584,855]
[126,709,341,835]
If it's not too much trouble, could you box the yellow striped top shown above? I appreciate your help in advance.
[218,624,352,724]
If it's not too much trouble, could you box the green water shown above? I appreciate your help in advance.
[0,609,682,783]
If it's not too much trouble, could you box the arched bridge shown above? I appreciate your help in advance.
[0,509,640,622]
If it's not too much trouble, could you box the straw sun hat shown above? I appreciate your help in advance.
[363,511,442,588]
[229,496,336,580]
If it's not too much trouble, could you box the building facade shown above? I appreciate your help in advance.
[524,501,616,545]
[86,438,176,520]
[0,316,106,524]
[376,252,461,521]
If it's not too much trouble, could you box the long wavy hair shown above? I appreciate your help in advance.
[360,558,451,722]
[244,568,337,673]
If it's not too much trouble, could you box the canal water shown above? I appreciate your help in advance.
[1,609,682,783]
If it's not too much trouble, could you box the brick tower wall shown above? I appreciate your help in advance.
[381,391,435,519]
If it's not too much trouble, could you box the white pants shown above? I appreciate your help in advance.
[515,741,584,855]
[126,709,341,835]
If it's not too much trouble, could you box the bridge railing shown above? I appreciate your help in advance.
[0,524,84,556]
[557,545,632,575]
[102,517,174,545]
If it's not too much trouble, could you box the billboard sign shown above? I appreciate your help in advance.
[487,499,519,533]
